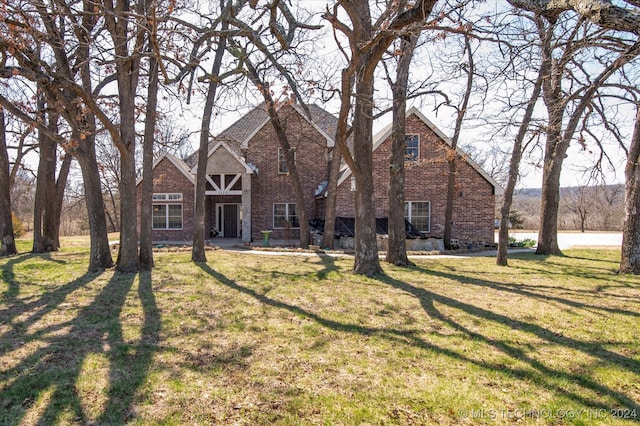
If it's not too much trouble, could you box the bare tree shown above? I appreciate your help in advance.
[443,32,475,251]
[0,0,115,271]
[497,15,546,266]
[620,104,640,273]
[561,182,595,232]
[191,1,231,263]
[0,108,17,256]
[323,0,438,276]
[510,0,640,256]
[139,57,160,270]
[385,32,418,266]
[32,99,71,253]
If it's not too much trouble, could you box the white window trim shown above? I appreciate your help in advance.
[405,134,420,162]
[273,203,299,229]
[405,201,430,233]
[152,203,184,230]
[152,193,183,201]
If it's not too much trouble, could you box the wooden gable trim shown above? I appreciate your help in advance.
[190,139,256,175]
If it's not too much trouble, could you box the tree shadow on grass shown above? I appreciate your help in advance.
[377,268,640,415]
[0,270,159,425]
[196,261,639,418]
[1,252,66,306]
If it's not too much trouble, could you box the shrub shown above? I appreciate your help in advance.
[12,212,25,238]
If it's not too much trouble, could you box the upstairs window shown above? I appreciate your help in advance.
[278,148,296,174]
[405,134,420,162]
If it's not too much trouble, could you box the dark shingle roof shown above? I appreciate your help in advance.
[217,102,338,148]
[184,103,338,169]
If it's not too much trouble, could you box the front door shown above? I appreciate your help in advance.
[217,204,239,238]
[223,204,238,238]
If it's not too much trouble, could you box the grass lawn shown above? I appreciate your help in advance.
[1,239,639,425]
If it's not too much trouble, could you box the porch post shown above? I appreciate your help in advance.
[242,172,252,243]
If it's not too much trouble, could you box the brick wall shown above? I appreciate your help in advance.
[136,156,194,242]
[335,115,496,243]
[247,105,329,241]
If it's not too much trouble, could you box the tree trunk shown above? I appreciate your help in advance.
[534,17,638,255]
[115,100,140,272]
[244,61,311,249]
[352,70,382,276]
[386,33,417,266]
[75,146,114,271]
[620,106,640,274]
[322,146,341,249]
[265,106,311,248]
[139,57,159,270]
[444,34,473,251]
[536,127,566,255]
[51,153,72,249]
[326,0,437,275]
[192,24,228,263]
[32,103,58,253]
[0,108,17,256]
[497,65,545,266]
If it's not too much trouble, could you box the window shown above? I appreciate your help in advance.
[152,193,183,201]
[273,203,299,228]
[152,193,183,230]
[278,148,296,174]
[405,201,430,233]
[405,134,420,162]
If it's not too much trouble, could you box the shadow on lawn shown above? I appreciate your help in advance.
[0,270,159,425]
[197,259,639,418]
[1,252,66,306]
[378,267,640,415]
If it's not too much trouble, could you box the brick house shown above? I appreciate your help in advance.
[136,104,502,245]
[334,107,502,244]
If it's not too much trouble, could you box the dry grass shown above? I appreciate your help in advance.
[1,238,639,425]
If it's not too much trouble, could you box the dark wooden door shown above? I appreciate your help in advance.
[223,205,238,237]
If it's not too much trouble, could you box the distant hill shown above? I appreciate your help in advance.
[507,184,624,231]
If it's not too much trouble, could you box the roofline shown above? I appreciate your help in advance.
[189,139,256,175]
[135,152,195,187]
[338,107,504,195]
[233,103,336,148]
[292,104,336,147]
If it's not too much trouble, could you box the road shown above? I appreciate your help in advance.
[502,231,623,249]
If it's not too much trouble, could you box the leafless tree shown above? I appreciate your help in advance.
[191,0,232,263]
[620,104,640,273]
[0,108,17,256]
[510,0,640,256]
[323,0,438,276]
[385,31,418,266]
[139,57,160,270]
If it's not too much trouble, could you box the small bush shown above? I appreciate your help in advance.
[12,212,25,238]
[508,236,536,248]
[519,238,537,248]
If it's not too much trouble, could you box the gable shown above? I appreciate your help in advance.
[206,144,247,174]
[136,153,194,187]
[218,103,337,150]
[337,108,504,195]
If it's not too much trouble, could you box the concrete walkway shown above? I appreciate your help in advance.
[165,231,622,259]
[208,238,533,259]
